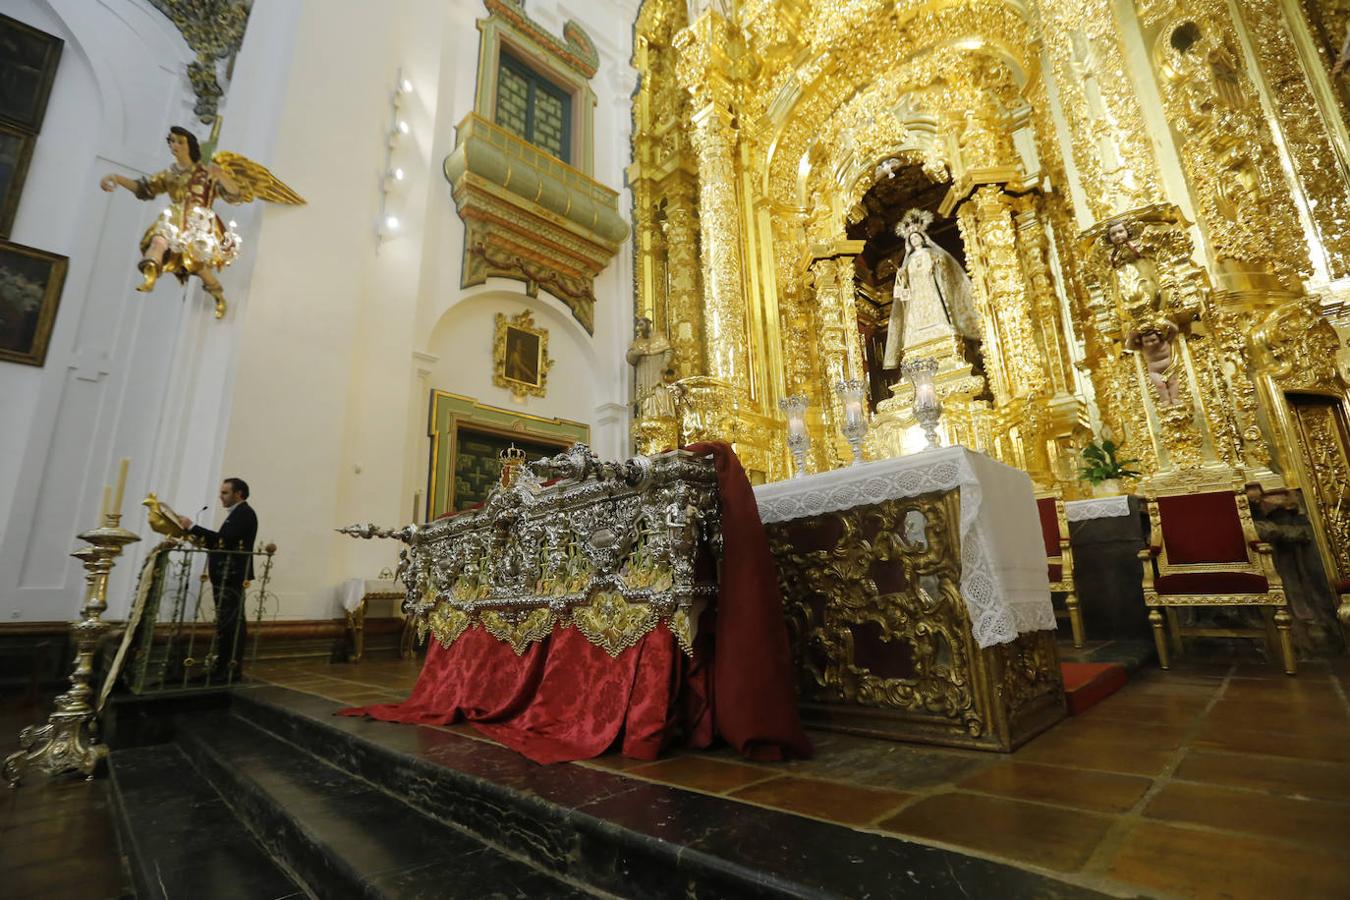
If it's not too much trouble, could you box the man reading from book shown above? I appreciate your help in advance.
[177,477,258,679]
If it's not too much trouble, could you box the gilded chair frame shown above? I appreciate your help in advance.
[1138,479,1294,674]
[1037,493,1083,649]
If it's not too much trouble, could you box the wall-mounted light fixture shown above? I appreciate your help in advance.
[378,67,414,246]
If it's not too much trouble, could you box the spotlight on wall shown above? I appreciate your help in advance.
[400,76,413,94]
[396,119,410,135]
[384,215,400,232]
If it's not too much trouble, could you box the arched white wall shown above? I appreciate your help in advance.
[422,288,602,423]
[0,0,203,622]
[3,0,639,623]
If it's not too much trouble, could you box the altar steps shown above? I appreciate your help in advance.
[110,743,306,899]
[132,684,1106,900]
[109,706,599,899]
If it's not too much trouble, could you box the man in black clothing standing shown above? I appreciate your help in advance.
[178,478,258,679]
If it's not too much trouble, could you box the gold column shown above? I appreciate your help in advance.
[1234,0,1350,281]
[958,186,1055,483]
[662,177,706,377]
[676,13,750,389]
[1013,194,1094,481]
[1134,0,1308,290]
[808,246,866,466]
[642,207,668,327]
[1037,0,1168,220]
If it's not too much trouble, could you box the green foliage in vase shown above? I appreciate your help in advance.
[1078,439,1140,484]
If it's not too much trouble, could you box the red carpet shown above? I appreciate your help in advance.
[1060,662,1127,715]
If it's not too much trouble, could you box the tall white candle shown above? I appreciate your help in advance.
[111,457,131,517]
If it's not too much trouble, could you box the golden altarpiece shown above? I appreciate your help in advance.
[628,1,1350,624]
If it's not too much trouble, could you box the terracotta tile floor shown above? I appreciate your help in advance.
[252,654,1350,899]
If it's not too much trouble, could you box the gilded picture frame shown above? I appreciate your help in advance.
[0,238,67,367]
[0,123,35,238]
[493,309,554,400]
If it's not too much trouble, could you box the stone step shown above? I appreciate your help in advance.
[176,710,595,899]
[227,684,1108,900]
[108,743,305,900]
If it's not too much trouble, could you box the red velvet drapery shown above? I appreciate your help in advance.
[341,442,810,765]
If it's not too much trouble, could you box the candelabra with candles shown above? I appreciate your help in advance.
[779,395,810,478]
[835,379,868,465]
[902,357,944,449]
[5,459,140,786]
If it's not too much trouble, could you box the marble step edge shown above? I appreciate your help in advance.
[226,685,1110,900]
[225,689,817,900]
[107,742,307,900]
[174,712,599,900]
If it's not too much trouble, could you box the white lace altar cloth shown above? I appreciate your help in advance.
[1064,495,1132,522]
[753,446,1056,648]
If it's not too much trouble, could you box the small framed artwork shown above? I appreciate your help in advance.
[0,238,67,367]
[0,123,35,237]
[493,309,554,400]
[0,14,64,133]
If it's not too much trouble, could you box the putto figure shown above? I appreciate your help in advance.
[100,126,304,319]
[1126,319,1182,406]
[882,208,981,369]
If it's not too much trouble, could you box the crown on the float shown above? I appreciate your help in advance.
[896,208,934,238]
[499,444,527,466]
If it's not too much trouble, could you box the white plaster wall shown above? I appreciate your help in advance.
[215,0,638,621]
[1,0,638,622]
[0,0,248,623]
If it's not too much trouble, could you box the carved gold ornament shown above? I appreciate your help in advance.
[348,447,722,660]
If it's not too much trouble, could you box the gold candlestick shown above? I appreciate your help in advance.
[5,513,140,786]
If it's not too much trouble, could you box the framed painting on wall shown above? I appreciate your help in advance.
[426,391,589,519]
[0,123,35,237]
[0,14,63,133]
[493,309,554,400]
[0,238,67,367]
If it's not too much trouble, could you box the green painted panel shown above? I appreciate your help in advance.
[426,391,589,519]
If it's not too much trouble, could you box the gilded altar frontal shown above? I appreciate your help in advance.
[629,0,1350,612]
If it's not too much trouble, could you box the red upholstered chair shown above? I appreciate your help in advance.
[1139,481,1294,674]
[1036,493,1082,648]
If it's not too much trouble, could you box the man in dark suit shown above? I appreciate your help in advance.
[178,477,258,679]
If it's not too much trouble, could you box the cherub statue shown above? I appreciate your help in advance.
[1125,319,1181,406]
[1105,220,1162,314]
[100,126,304,319]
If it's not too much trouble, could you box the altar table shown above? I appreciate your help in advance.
[754,446,1066,751]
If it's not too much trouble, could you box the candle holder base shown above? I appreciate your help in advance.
[6,517,138,787]
[4,707,107,786]
[915,404,944,450]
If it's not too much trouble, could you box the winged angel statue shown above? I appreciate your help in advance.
[100,126,304,319]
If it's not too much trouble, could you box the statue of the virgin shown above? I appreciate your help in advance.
[882,209,982,369]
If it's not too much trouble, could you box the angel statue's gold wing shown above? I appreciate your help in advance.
[211,150,306,205]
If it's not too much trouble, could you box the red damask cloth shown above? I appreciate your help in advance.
[339,442,811,765]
